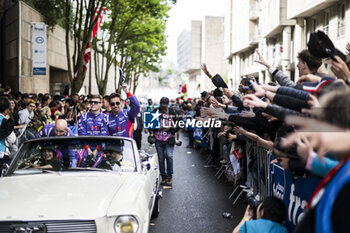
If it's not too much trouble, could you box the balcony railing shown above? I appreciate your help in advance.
[338,20,346,37]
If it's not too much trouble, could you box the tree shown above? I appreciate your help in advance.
[93,0,172,95]
[64,0,107,94]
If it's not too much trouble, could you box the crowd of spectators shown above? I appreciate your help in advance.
[157,31,350,233]
[1,30,350,232]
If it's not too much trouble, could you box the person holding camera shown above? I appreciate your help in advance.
[233,196,287,233]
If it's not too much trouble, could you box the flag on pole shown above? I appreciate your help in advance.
[73,7,106,80]
[119,67,126,87]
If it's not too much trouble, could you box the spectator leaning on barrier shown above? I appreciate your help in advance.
[107,85,140,138]
[78,94,108,136]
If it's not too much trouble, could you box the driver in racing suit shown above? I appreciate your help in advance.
[78,94,108,136]
[107,85,140,138]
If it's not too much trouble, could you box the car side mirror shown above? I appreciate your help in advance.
[139,150,152,162]
[141,161,151,171]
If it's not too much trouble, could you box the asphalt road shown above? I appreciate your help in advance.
[141,132,245,233]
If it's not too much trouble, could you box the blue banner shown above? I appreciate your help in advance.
[269,155,321,232]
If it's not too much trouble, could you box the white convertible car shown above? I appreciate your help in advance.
[0,136,161,233]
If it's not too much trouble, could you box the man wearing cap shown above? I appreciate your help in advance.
[151,97,179,187]
[107,85,140,138]
[35,119,75,138]
[78,94,108,136]
[144,99,155,113]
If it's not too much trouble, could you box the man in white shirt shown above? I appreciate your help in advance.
[17,99,35,140]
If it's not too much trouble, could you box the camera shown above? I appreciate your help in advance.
[175,140,182,146]
[244,193,261,219]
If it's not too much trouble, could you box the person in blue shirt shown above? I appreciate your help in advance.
[35,119,75,137]
[107,85,140,138]
[233,196,288,233]
[78,94,108,136]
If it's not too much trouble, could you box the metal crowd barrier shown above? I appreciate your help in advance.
[229,141,270,204]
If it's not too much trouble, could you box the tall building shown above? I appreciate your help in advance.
[201,16,227,92]
[225,0,350,88]
[177,30,191,72]
[177,17,227,97]
[0,1,117,95]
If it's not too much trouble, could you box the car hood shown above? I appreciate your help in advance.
[0,172,143,221]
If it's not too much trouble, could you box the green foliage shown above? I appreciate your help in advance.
[23,0,66,28]
[93,0,174,94]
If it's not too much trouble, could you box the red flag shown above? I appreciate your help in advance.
[232,149,242,160]
[73,7,106,80]
[182,84,187,93]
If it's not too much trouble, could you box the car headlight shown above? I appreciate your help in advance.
[114,215,139,233]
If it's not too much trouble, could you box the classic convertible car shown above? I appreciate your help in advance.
[0,136,161,233]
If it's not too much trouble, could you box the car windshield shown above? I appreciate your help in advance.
[6,137,136,176]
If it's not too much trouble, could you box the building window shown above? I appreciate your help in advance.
[312,18,317,32]
[338,3,346,37]
[324,11,329,35]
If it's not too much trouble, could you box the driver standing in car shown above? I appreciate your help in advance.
[107,85,140,138]
[78,94,108,136]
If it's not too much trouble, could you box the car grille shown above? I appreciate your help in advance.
[0,220,96,233]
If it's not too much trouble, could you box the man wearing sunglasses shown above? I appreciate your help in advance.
[78,94,108,136]
[107,85,140,138]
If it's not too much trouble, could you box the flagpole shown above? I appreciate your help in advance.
[88,51,92,95]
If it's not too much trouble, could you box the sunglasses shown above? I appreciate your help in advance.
[110,102,121,106]
[89,101,101,105]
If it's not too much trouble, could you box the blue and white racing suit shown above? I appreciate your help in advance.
[78,111,109,136]
[107,93,140,138]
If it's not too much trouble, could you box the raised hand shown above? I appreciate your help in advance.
[254,48,270,69]
[281,116,348,158]
[242,94,268,109]
[346,43,350,54]
[252,82,265,97]
[201,63,212,78]
[122,85,129,94]
[297,74,321,84]
[331,56,350,81]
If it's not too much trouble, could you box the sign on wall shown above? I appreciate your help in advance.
[32,23,47,75]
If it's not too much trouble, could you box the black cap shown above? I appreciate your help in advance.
[307,30,346,62]
[104,144,122,153]
[160,97,169,107]
[212,74,228,88]
[200,91,208,98]
[213,88,223,97]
